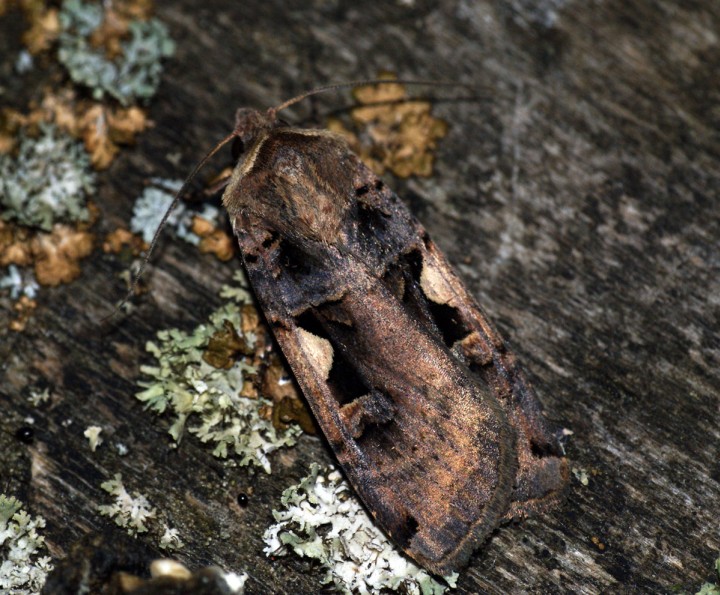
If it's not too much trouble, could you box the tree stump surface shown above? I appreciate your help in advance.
[1,1,719,593]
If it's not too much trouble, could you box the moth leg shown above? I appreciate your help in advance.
[204,172,233,195]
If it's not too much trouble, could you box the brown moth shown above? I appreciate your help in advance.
[215,87,569,575]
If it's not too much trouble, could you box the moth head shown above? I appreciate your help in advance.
[232,108,276,155]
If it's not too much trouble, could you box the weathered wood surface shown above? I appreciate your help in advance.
[2,0,719,593]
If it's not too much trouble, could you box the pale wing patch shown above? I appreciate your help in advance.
[420,258,455,305]
[296,327,334,380]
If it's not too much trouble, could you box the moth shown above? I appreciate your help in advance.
[214,84,568,575]
[142,81,568,575]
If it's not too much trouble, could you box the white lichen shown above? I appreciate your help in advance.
[222,570,248,593]
[15,50,33,74]
[83,425,103,451]
[572,467,589,487]
[0,494,54,594]
[58,0,175,105]
[159,525,185,551]
[136,271,300,472]
[0,124,94,231]
[98,473,156,536]
[28,387,51,407]
[0,266,39,300]
[263,464,457,595]
[130,178,186,243]
[129,178,224,245]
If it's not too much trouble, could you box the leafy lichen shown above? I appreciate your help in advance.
[159,525,185,551]
[0,124,94,231]
[136,271,300,472]
[58,0,175,105]
[0,494,54,594]
[263,464,457,595]
[83,424,103,451]
[98,473,156,536]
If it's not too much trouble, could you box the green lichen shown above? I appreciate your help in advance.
[136,270,300,472]
[0,124,94,231]
[263,464,457,595]
[0,494,54,594]
[58,0,175,105]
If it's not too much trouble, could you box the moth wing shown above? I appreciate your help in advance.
[404,235,569,517]
[268,271,519,574]
[224,126,566,573]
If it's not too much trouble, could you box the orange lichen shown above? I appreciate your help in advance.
[240,379,258,400]
[191,216,235,262]
[262,353,316,434]
[102,227,148,255]
[190,216,215,237]
[0,221,33,267]
[240,303,260,337]
[0,108,29,154]
[18,1,60,55]
[30,224,94,286]
[88,6,130,59]
[327,74,448,178]
[106,106,148,144]
[87,0,155,58]
[202,319,253,370]
[2,90,149,170]
[9,295,37,332]
[46,93,149,169]
[116,0,154,21]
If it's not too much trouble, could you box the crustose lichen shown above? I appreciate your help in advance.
[97,473,156,537]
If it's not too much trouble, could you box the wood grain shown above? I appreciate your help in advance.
[1,1,718,593]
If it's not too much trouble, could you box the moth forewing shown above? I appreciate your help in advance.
[222,108,567,574]
[415,238,569,516]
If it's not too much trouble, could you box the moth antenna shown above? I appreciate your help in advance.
[269,78,468,117]
[104,130,237,323]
